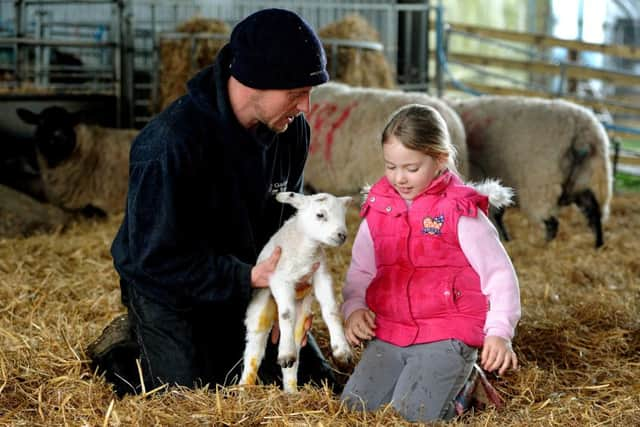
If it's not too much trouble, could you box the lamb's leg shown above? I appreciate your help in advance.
[573,189,604,248]
[240,289,276,386]
[269,275,298,368]
[312,263,352,363]
[491,207,510,241]
[281,296,313,393]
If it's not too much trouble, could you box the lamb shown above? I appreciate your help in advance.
[304,82,469,195]
[16,106,138,216]
[447,96,612,247]
[240,192,353,393]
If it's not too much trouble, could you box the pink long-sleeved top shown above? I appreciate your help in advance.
[342,210,521,341]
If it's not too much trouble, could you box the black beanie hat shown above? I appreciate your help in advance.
[229,8,329,89]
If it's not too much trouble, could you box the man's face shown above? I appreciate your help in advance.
[253,87,313,133]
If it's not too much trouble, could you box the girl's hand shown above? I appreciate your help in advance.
[345,309,376,346]
[481,336,518,376]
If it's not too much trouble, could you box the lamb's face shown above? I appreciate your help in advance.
[276,192,352,247]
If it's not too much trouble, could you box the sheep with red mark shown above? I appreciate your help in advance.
[447,96,612,247]
[17,106,138,216]
[305,82,468,194]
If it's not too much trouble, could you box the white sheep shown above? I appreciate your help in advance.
[305,82,468,195]
[240,192,353,393]
[17,106,138,215]
[447,96,612,247]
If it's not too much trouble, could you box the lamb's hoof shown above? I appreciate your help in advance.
[278,355,296,368]
[332,345,353,364]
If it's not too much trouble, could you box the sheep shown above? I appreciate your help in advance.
[240,191,353,393]
[447,96,612,247]
[305,82,468,195]
[16,106,138,216]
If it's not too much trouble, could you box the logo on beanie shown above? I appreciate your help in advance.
[422,215,444,235]
[309,70,325,77]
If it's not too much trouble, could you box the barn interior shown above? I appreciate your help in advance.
[1,1,639,425]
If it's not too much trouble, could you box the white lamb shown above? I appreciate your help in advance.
[239,192,353,393]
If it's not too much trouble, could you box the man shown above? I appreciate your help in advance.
[87,8,336,396]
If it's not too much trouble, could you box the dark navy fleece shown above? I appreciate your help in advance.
[111,44,309,305]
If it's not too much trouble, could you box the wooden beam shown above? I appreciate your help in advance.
[444,82,640,116]
[445,52,640,86]
[446,22,640,61]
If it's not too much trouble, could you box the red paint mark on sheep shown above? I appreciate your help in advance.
[461,111,495,150]
[324,101,358,162]
[307,103,337,154]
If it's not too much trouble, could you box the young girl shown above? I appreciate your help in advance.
[340,104,521,422]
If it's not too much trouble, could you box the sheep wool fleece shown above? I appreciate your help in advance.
[363,171,490,348]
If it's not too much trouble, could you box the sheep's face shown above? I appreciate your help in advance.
[17,106,79,168]
[276,192,352,247]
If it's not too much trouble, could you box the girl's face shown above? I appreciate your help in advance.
[383,135,445,200]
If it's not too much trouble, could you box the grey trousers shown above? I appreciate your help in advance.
[341,338,477,422]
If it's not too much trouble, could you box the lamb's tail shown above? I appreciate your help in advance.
[470,178,515,210]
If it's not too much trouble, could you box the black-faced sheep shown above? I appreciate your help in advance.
[447,96,612,247]
[305,82,468,195]
[240,192,353,393]
[16,106,138,216]
[0,132,46,201]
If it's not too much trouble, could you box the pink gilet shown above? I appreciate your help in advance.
[362,171,489,347]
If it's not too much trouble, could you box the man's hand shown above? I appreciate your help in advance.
[251,247,281,288]
[345,308,376,346]
[481,335,518,376]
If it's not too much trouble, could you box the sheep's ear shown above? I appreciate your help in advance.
[16,108,40,125]
[275,192,306,209]
[339,196,353,207]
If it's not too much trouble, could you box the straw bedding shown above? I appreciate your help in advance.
[1,191,639,425]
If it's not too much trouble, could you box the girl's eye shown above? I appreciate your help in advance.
[408,168,419,173]
[386,165,395,170]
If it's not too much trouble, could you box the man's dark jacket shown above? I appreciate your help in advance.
[111,44,310,306]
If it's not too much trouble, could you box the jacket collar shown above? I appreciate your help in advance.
[373,170,455,199]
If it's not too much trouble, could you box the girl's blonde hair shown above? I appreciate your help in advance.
[381,104,459,174]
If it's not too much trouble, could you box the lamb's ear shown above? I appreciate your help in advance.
[16,108,41,125]
[339,196,353,207]
[275,191,306,209]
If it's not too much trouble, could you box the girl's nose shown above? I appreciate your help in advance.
[395,171,407,184]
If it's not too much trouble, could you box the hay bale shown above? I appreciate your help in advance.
[319,14,396,89]
[0,183,71,237]
[157,17,230,112]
